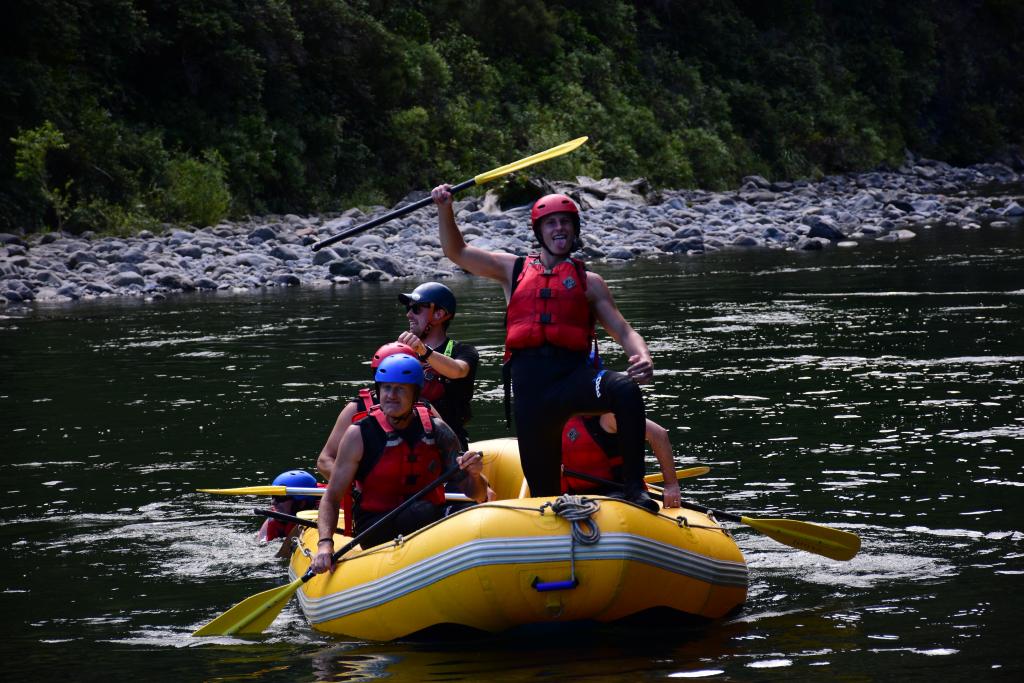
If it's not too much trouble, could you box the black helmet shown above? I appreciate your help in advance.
[398,282,456,316]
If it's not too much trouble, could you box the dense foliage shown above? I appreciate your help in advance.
[3,0,1022,233]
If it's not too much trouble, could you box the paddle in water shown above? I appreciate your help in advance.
[192,463,462,637]
[563,467,861,562]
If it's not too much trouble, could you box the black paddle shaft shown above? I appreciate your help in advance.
[312,178,476,251]
[254,507,325,531]
[296,462,463,583]
[561,467,743,524]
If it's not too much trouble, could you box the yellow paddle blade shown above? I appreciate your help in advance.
[740,516,861,561]
[192,576,304,636]
[197,486,287,496]
[473,136,588,185]
[644,466,711,484]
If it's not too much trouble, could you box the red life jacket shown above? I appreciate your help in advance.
[351,387,375,422]
[560,415,623,493]
[505,255,593,356]
[420,339,455,403]
[355,404,446,513]
[342,387,378,533]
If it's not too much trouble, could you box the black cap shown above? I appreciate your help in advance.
[397,282,457,315]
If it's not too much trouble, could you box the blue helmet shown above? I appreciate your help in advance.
[272,469,318,501]
[398,282,456,316]
[374,352,424,387]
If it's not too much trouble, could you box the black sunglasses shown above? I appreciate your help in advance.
[406,303,431,314]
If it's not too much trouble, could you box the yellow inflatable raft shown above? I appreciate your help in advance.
[288,438,747,641]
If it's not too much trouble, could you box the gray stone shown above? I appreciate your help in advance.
[731,235,762,247]
[270,245,300,261]
[358,268,386,282]
[274,273,301,286]
[312,248,340,266]
[797,237,827,250]
[741,174,771,189]
[174,245,203,259]
[195,277,219,290]
[116,247,148,264]
[108,271,146,287]
[33,271,63,286]
[67,251,101,269]
[352,234,386,250]
[362,254,405,276]
[247,226,277,243]
[328,258,366,276]
[1002,202,1024,217]
[807,222,846,241]
[605,247,634,260]
[232,252,275,269]
[156,272,196,290]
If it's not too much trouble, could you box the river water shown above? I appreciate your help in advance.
[2,226,1022,681]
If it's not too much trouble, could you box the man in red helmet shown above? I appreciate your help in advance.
[312,354,490,569]
[430,186,659,512]
[316,341,420,479]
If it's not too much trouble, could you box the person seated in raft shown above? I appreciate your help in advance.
[311,354,490,571]
[257,469,322,557]
[560,414,682,508]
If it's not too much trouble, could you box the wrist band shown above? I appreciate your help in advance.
[318,538,334,545]
[421,347,434,361]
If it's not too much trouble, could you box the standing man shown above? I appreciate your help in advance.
[396,282,479,450]
[430,187,658,512]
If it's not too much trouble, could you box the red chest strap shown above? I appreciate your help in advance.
[370,403,433,437]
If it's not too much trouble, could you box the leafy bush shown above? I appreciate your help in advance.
[2,1,1021,234]
[162,150,231,227]
[10,121,70,229]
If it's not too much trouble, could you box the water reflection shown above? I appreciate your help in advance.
[1,227,1022,679]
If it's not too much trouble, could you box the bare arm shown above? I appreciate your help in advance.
[316,401,358,480]
[587,272,654,384]
[432,184,518,291]
[435,419,490,503]
[311,425,363,574]
[397,331,470,379]
[644,419,680,508]
[599,414,680,508]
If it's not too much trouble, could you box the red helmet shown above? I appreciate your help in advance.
[531,194,579,224]
[370,342,417,369]
[531,193,581,252]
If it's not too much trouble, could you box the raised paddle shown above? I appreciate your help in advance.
[311,136,589,251]
[643,466,710,484]
[562,467,861,562]
[192,462,462,637]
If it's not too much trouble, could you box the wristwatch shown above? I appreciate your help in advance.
[420,346,434,361]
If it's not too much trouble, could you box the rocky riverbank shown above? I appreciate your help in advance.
[2,153,1022,308]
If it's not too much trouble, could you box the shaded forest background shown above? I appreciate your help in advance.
[3,0,1023,234]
